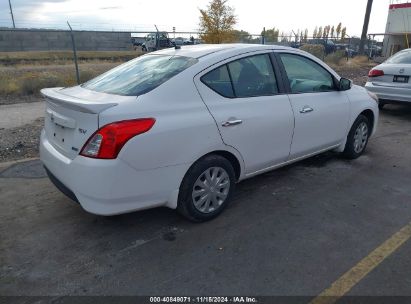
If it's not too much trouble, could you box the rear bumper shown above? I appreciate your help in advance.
[365,82,411,103]
[40,130,188,215]
[44,166,79,204]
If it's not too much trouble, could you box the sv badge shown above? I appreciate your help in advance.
[78,128,87,135]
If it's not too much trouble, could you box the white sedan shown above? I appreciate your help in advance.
[365,48,411,109]
[40,44,378,221]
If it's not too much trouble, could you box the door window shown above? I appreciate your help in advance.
[201,54,278,98]
[228,54,278,97]
[279,53,336,93]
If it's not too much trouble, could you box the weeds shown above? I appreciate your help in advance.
[324,50,346,65]
[299,44,325,59]
[0,50,142,66]
[0,51,143,97]
[0,63,119,96]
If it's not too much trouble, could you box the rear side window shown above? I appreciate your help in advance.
[201,53,278,98]
[83,54,198,96]
[201,65,235,98]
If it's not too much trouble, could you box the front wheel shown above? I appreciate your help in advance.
[177,155,236,222]
[343,115,371,159]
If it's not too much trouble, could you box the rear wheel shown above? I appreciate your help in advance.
[343,115,371,159]
[177,155,236,222]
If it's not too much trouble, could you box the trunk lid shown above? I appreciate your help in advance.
[41,86,128,159]
[370,64,411,88]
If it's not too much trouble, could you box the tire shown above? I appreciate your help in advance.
[378,102,385,110]
[343,115,371,159]
[177,155,236,222]
[142,46,147,52]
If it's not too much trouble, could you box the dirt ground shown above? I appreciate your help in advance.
[332,62,375,87]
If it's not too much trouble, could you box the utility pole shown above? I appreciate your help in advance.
[8,0,16,28]
[359,0,373,54]
[67,22,80,85]
[262,27,265,45]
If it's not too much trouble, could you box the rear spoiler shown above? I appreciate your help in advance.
[41,87,118,114]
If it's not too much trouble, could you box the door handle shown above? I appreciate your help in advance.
[222,119,243,127]
[300,106,314,114]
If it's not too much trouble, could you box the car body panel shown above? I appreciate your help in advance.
[40,130,190,214]
[286,91,351,158]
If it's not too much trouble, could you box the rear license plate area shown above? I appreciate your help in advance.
[393,75,409,83]
[51,123,69,147]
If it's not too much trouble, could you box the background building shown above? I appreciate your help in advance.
[382,2,411,57]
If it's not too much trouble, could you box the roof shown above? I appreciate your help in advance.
[152,44,291,59]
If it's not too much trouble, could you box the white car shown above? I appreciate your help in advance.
[365,48,411,109]
[40,44,378,221]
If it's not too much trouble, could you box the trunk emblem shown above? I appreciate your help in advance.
[78,128,87,134]
[399,68,404,74]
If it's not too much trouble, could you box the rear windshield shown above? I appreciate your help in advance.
[386,50,411,64]
[82,54,198,96]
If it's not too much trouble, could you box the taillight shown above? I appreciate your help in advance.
[368,69,384,77]
[80,118,155,159]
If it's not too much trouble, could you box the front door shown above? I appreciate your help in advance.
[277,52,350,159]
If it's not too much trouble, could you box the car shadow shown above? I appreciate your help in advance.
[381,104,411,120]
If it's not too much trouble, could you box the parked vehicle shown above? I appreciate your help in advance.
[290,42,302,49]
[365,48,411,109]
[40,44,378,221]
[131,37,143,47]
[345,48,358,58]
[365,45,382,58]
[141,32,174,52]
[307,39,336,54]
[172,37,185,46]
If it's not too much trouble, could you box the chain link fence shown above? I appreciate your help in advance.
[0,27,381,97]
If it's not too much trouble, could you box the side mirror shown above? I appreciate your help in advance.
[339,78,352,91]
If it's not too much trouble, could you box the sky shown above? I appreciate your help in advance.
[0,0,398,37]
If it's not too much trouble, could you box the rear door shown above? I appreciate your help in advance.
[276,52,350,159]
[195,52,294,175]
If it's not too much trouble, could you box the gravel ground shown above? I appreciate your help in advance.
[0,118,44,162]
[0,62,376,163]
[0,95,41,106]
